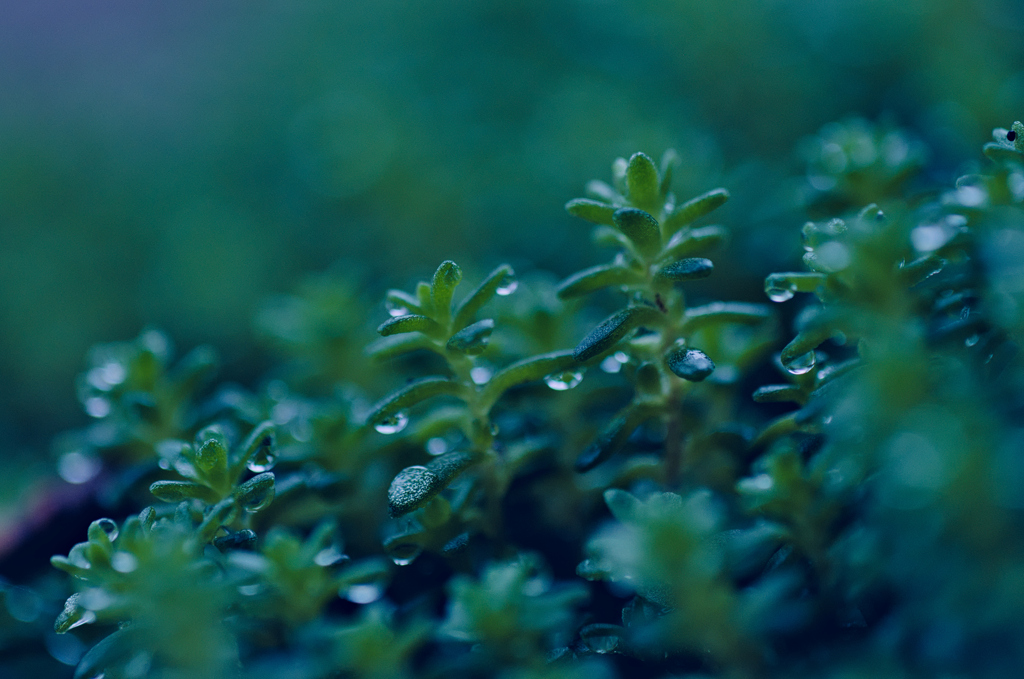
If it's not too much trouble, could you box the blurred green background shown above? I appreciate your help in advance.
[3,0,1024,451]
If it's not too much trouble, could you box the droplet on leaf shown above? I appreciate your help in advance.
[374,411,409,435]
[544,369,584,391]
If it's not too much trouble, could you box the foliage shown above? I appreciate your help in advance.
[4,117,1024,679]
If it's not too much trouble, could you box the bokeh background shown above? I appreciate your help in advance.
[3,0,1024,458]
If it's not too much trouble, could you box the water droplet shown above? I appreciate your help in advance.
[600,355,623,373]
[495,269,518,296]
[426,437,448,456]
[313,546,347,567]
[764,274,796,303]
[344,583,384,604]
[111,552,138,573]
[85,397,111,418]
[544,370,584,391]
[246,450,276,473]
[389,543,423,566]
[66,610,97,631]
[374,411,409,435]
[385,299,409,317]
[580,625,622,654]
[58,451,101,485]
[783,351,816,375]
[965,334,980,347]
[911,224,950,252]
[237,584,261,596]
[470,366,492,385]
[158,459,172,470]
[96,518,119,541]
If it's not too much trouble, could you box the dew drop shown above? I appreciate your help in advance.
[965,334,980,347]
[344,583,384,604]
[237,584,261,597]
[58,451,101,485]
[246,450,276,473]
[426,437,448,456]
[764,274,796,303]
[495,269,518,296]
[783,351,817,375]
[111,552,138,574]
[544,370,584,391]
[313,546,347,567]
[96,518,119,541]
[389,543,423,566]
[748,473,774,491]
[374,411,409,435]
[385,299,409,317]
[470,366,492,385]
[85,397,111,418]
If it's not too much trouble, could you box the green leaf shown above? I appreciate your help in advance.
[659,149,679,197]
[453,264,515,329]
[446,319,495,355]
[566,198,616,225]
[384,289,422,316]
[612,208,661,257]
[478,350,577,410]
[665,347,716,381]
[365,377,467,429]
[585,180,619,202]
[663,225,728,259]
[54,593,87,634]
[74,628,138,679]
[388,452,477,517]
[574,306,662,362]
[604,488,641,522]
[592,225,631,250]
[195,437,228,474]
[683,302,771,332]
[238,421,275,469]
[366,334,437,361]
[626,152,660,211]
[556,263,642,299]
[377,314,443,338]
[780,321,835,368]
[663,188,729,235]
[431,260,463,319]
[574,404,654,472]
[149,480,219,504]
[236,472,275,512]
[752,384,807,405]
[656,257,714,282]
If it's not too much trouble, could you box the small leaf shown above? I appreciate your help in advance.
[683,302,771,332]
[612,208,661,257]
[573,306,662,362]
[195,437,228,474]
[574,404,653,472]
[431,260,463,318]
[663,188,729,235]
[236,472,275,513]
[479,350,577,410]
[446,319,495,355]
[149,480,219,504]
[385,289,422,316]
[566,198,616,225]
[453,264,515,329]
[780,322,835,368]
[592,225,631,250]
[656,258,714,282]
[74,628,138,679]
[388,467,441,517]
[752,385,807,405]
[585,180,619,202]
[377,314,442,338]
[54,593,87,633]
[365,377,467,429]
[626,152,660,210]
[659,149,679,197]
[604,488,641,522]
[663,225,728,259]
[238,421,275,472]
[666,347,716,381]
[366,334,437,361]
[556,263,642,299]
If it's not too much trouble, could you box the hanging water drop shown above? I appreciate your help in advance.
[784,351,817,375]
[389,543,423,566]
[764,274,796,303]
[495,269,518,296]
[544,369,584,391]
[470,366,492,385]
[246,449,276,473]
[313,546,347,567]
[965,334,980,347]
[374,411,409,435]
[96,518,119,541]
[385,299,409,317]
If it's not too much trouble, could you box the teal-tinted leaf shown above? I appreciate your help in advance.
[585,180,619,202]
[171,345,219,396]
[656,258,714,282]
[197,498,240,542]
[388,452,477,517]
[663,225,728,259]
[236,472,275,512]
[453,264,515,329]
[574,403,654,472]
[574,306,662,362]
[195,437,228,474]
[54,593,87,634]
[556,263,642,299]
[365,377,467,429]
[604,488,641,522]
[377,314,442,338]
[780,322,835,368]
[479,350,576,410]
[446,319,495,355]
[764,272,826,302]
[385,289,422,316]
[74,628,138,679]
[659,149,679,197]
[566,198,616,225]
[366,334,437,361]
[149,480,219,504]
[666,347,716,381]
[752,385,807,405]
[683,302,771,332]
[431,260,463,318]
[626,152,660,211]
[612,208,661,257]
[238,421,275,470]
[663,188,729,235]
[592,225,631,250]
